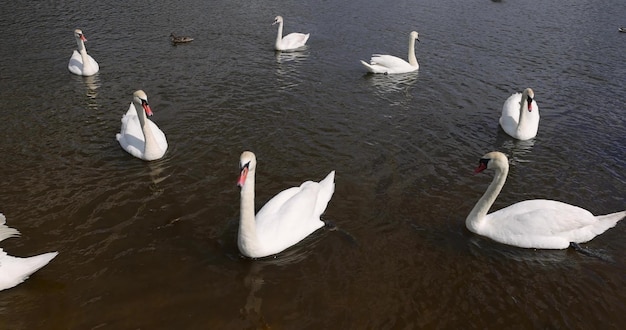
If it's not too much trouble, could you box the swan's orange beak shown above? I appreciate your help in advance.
[142,101,153,116]
[527,96,533,112]
[474,159,488,173]
[80,34,87,42]
[237,166,249,187]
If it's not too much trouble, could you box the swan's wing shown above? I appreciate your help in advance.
[499,92,522,133]
[86,54,99,73]
[370,54,412,68]
[68,50,83,75]
[146,119,169,153]
[279,33,309,50]
[116,103,145,158]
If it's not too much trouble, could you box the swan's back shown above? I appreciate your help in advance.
[254,171,335,255]
[483,199,624,249]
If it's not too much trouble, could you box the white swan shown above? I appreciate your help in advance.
[116,90,168,161]
[68,29,99,76]
[466,151,625,249]
[237,151,335,258]
[499,88,539,140]
[0,213,58,291]
[272,16,310,51]
[360,31,420,74]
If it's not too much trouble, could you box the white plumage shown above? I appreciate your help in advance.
[0,213,58,291]
[466,151,625,249]
[237,151,335,258]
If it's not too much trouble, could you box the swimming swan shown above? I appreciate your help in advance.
[272,16,310,51]
[68,29,99,76]
[499,88,540,140]
[360,31,420,74]
[466,151,625,249]
[116,90,168,161]
[237,151,335,258]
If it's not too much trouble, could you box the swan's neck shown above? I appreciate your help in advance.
[239,170,260,255]
[134,104,159,157]
[275,21,284,48]
[408,36,418,66]
[516,97,531,129]
[466,166,508,233]
[77,39,94,72]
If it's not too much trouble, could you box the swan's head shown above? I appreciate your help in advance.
[132,90,153,116]
[238,151,257,187]
[74,29,87,42]
[474,151,509,173]
[273,16,284,25]
[410,31,420,43]
[522,88,535,112]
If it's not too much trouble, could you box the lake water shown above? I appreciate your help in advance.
[0,0,625,328]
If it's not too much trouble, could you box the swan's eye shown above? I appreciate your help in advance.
[527,96,533,103]
[240,161,250,171]
[141,99,149,106]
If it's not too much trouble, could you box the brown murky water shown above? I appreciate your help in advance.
[0,0,624,328]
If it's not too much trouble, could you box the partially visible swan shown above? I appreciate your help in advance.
[619,27,626,33]
[0,213,58,291]
[116,90,168,161]
[466,151,625,249]
[68,29,99,76]
[170,32,194,44]
[272,16,310,51]
[360,31,420,74]
[499,88,540,140]
[237,151,335,258]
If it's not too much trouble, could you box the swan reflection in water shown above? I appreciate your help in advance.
[71,73,101,100]
[495,134,535,166]
[240,234,323,328]
[363,72,419,95]
[274,49,309,64]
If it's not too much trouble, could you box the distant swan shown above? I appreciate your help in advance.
[619,27,626,33]
[272,16,310,51]
[116,90,168,161]
[170,32,194,44]
[466,151,625,249]
[68,29,99,76]
[499,88,540,140]
[237,151,335,258]
[360,31,420,74]
[0,213,58,291]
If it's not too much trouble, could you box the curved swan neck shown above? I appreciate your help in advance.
[76,38,94,73]
[517,97,532,130]
[466,165,508,232]
[275,21,284,48]
[133,102,159,156]
[239,168,260,254]
[408,36,418,66]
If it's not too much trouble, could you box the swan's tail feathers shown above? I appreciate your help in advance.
[0,251,58,290]
[0,214,21,242]
[592,210,626,235]
[315,171,336,216]
[22,252,59,274]
[320,170,336,194]
[360,60,378,73]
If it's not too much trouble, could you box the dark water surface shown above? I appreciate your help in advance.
[1,0,625,328]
